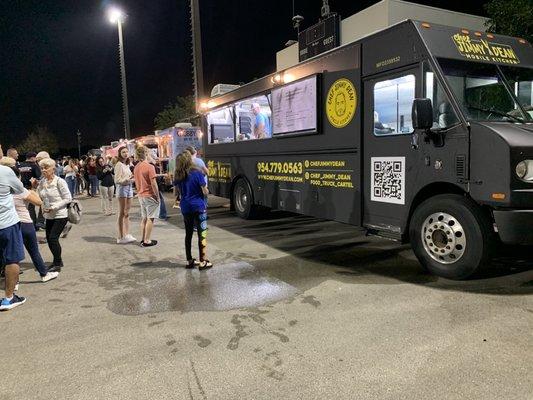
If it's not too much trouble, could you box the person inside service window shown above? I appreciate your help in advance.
[251,103,271,139]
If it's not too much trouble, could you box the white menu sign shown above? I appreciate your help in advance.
[272,75,317,135]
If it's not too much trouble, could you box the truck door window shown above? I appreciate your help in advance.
[424,66,459,129]
[373,75,415,136]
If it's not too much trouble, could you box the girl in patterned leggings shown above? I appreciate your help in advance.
[173,152,212,270]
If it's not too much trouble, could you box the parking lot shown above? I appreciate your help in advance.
[2,195,532,400]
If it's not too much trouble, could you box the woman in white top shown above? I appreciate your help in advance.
[63,159,78,197]
[37,158,72,272]
[114,146,136,244]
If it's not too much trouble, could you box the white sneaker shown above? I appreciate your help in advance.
[117,238,129,244]
[123,234,137,243]
[42,272,59,282]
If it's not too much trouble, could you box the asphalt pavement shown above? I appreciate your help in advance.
[1,194,532,400]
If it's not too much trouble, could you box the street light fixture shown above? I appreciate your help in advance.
[107,6,131,140]
[107,7,124,23]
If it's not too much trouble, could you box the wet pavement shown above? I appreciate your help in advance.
[107,261,299,315]
[1,194,532,399]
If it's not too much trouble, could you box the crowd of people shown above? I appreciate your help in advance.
[0,143,212,311]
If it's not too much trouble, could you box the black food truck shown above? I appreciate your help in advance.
[202,20,533,279]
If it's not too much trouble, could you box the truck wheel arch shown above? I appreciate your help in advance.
[405,182,467,242]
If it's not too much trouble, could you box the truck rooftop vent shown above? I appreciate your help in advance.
[174,122,193,128]
[211,84,240,97]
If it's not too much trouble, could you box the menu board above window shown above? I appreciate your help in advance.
[272,75,318,136]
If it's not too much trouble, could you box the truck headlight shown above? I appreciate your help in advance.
[515,160,533,181]
[516,161,528,179]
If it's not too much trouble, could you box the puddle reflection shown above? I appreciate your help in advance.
[107,262,298,316]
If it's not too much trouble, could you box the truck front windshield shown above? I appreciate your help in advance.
[437,58,533,122]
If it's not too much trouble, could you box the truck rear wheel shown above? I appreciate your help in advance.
[233,179,255,219]
[409,194,493,280]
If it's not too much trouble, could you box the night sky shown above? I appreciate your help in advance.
[1,0,487,152]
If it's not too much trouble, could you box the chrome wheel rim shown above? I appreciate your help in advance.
[235,185,248,213]
[421,212,466,264]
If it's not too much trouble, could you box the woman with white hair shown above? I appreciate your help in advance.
[37,158,72,272]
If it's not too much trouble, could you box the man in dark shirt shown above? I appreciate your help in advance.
[19,152,41,189]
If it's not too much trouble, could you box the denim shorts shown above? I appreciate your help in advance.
[0,223,25,265]
[117,184,133,198]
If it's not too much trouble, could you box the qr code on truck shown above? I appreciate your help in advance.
[370,157,405,205]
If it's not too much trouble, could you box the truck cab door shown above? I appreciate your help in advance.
[362,66,421,238]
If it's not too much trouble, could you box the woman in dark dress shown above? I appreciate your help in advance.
[173,151,212,270]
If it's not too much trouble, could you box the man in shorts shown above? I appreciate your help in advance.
[0,144,28,311]
[133,146,160,247]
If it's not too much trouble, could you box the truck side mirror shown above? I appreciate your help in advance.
[412,98,433,130]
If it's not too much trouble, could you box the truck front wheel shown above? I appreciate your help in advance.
[409,194,493,280]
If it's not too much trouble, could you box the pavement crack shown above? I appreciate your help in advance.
[189,358,208,400]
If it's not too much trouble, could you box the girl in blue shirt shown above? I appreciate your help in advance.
[173,152,212,270]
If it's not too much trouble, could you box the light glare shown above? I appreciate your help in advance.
[108,7,124,24]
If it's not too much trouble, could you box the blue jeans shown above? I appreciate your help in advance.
[159,190,167,219]
[89,175,99,196]
[20,222,48,276]
[66,176,76,197]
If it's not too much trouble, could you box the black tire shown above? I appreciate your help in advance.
[232,179,255,219]
[409,194,494,280]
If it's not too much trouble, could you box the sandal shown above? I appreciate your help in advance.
[198,260,213,270]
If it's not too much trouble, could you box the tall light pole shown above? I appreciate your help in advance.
[108,7,131,140]
[77,130,81,158]
[190,0,205,108]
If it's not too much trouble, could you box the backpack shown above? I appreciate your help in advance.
[67,200,83,224]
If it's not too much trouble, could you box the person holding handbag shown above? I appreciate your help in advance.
[36,158,72,273]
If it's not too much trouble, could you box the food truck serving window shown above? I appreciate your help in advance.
[235,94,272,141]
[272,75,318,136]
[207,106,235,144]
[373,75,415,136]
